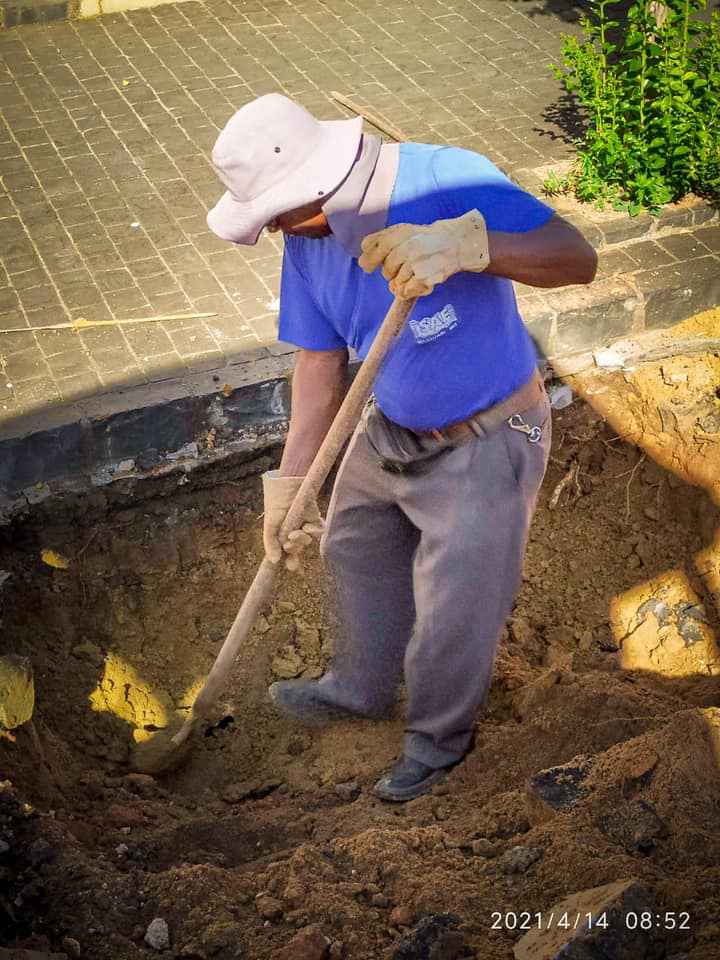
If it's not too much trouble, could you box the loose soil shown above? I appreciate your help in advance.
[2,354,720,960]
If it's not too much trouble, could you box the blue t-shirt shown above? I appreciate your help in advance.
[278,143,554,431]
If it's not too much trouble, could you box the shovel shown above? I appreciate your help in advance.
[130,294,417,774]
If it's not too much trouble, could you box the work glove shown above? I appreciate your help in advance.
[358,209,491,298]
[262,470,324,572]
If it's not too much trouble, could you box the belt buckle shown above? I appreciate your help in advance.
[508,413,542,444]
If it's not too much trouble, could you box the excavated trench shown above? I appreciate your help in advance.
[2,385,720,960]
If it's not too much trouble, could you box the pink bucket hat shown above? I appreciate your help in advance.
[207,94,363,245]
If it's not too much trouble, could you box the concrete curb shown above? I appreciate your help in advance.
[2,220,718,516]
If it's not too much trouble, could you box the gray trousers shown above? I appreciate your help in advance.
[317,390,551,768]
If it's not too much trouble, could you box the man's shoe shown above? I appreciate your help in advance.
[372,754,452,802]
[268,680,363,724]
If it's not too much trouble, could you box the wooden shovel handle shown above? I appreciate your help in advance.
[184,296,416,728]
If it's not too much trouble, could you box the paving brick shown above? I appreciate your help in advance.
[55,370,104,401]
[98,365,149,390]
[35,328,82,357]
[95,268,137,293]
[122,323,176,358]
[0,329,36,362]
[657,231,715,261]
[623,240,678,270]
[12,376,61,408]
[46,350,91,379]
[597,247,640,280]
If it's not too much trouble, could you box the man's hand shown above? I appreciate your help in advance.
[358,209,491,298]
[262,471,325,572]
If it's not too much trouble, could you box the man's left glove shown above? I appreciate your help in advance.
[358,209,491,298]
[262,470,325,572]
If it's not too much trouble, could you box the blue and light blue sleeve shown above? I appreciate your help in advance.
[278,243,347,351]
[432,146,555,233]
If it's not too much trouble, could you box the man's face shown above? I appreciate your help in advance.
[266,199,331,239]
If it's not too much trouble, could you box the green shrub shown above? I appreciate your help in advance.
[548,0,720,215]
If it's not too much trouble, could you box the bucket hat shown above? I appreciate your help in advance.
[207,94,363,244]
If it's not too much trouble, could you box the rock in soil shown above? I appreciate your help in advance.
[499,846,544,875]
[513,878,664,959]
[270,924,330,960]
[145,918,170,951]
[598,799,668,854]
[392,913,465,960]
[334,780,361,802]
[525,755,594,825]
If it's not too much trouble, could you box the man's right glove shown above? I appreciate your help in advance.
[262,470,325,572]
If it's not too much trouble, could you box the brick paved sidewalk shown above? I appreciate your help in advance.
[0,0,718,459]
[0,0,584,433]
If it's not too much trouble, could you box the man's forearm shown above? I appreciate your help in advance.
[485,214,598,288]
[279,347,349,476]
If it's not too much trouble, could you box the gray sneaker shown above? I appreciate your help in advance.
[268,680,365,724]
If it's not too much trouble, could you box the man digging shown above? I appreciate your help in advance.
[208,94,597,802]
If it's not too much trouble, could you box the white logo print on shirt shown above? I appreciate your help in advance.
[409,304,459,344]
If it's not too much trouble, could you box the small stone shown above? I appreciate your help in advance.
[115,844,129,857]
[371,893,389,908]
[470,838,497,857]
[62,937,82,957]
[271,653,304,679]
[276,601,296,613]
[328,941,344,960]
[282,881,306,908]
[256,894,284,922]
[0,840,10,853]
[255,615,271,635]
[119,826,131,835]
[392,913,464,960]
[509,616,535,646]
[270,924,330,960]
[144,917,170,951]
[389,905,414,927]
[123,773,157,794]
[499,846,543,875]
[334,781,361,802]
